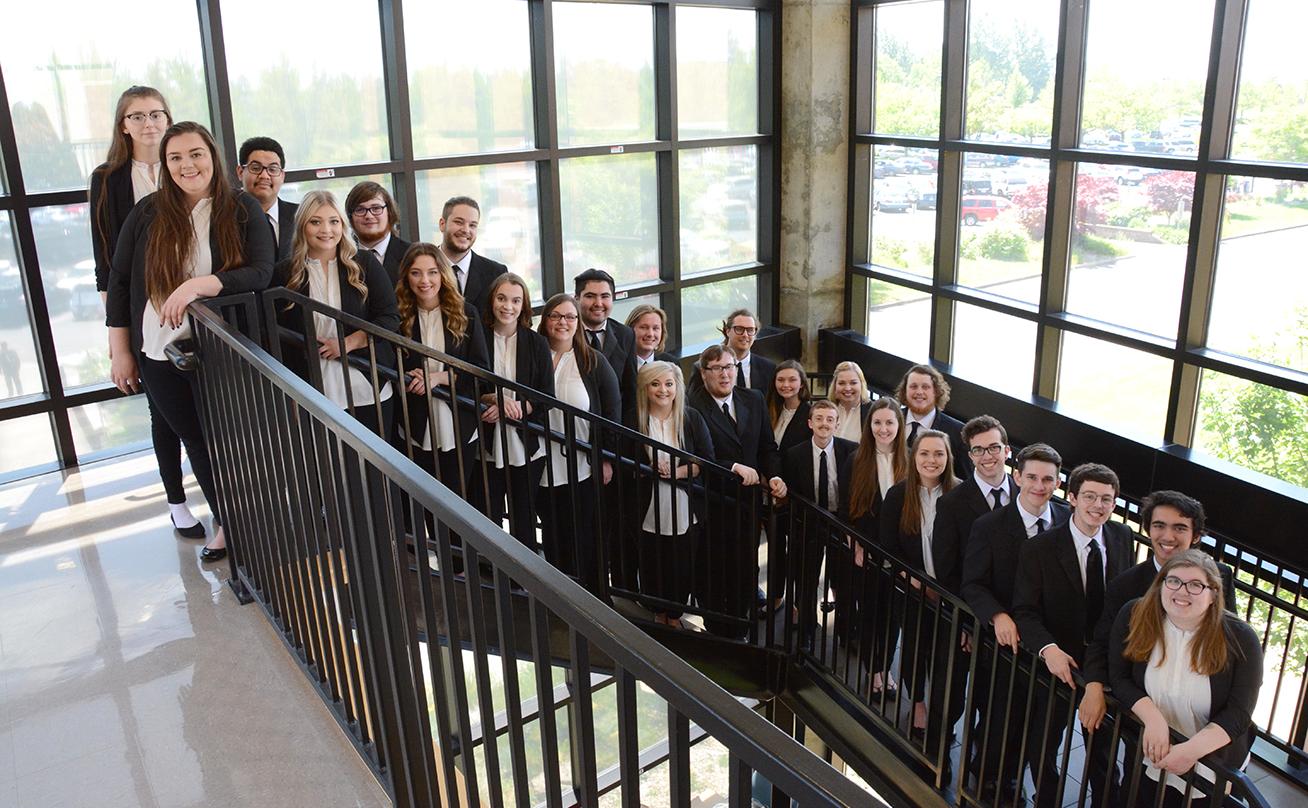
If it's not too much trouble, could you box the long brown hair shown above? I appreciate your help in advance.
[900,428,958,535]
[1123,550,1236,676]
[282,191,369,306]
[766,359,811,425]
[849,396,908,520]
[93,86,172,267]
[482,272,534,330]
[145,122,244,310]
[395,242,468,343]
[537,293,596,374]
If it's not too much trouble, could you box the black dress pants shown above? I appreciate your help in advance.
[139,356,219,514]
[141,383,188,505]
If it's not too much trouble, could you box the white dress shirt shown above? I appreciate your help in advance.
[129,160,160,203]
[142,198,212,361]
[974,470,1011,509]
[811,438,839,511]
[875,450,896,498]
[308,258,392,410]
[1017,497,1054,538]
[404,307,456,453]
[1068,518,1108,591]
[481,329,528,467]
[1144,620,1219,793]
[361,232,391,263]
[919,484,943,578]
[834,403,863,443]
[265,197,280,242]
[449,250,472,293]
[712,392,735,422]
[772,405,797,445]
[537,350,591,487]
[907,408,938,431]
[642,414,694,535]
[736,352,753,387]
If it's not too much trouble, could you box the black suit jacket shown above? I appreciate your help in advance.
[90,162,137,291]
[781,437,856,511]
[590,319,636,409]
[776,400,813,454]
[690,386,779,481]
[838,451,891,547]
[1109,603,1262,771]
[962,499,1071,627]
[397,300,490,447]
[271,251,400,382]
[107,193,275,355]
[460,251,507,320]
[1083,557,1238,685]
[274,199,299,262]
[479,324,555,459]
[931,475,1019,596]
[1012,520,1135,666]
[367,235,412,286]
[904,407,971,479]
[879,481,944,574]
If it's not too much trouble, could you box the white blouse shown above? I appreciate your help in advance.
[875,450,896,498]
[141,198,212,361]
[773,405,797,445]
[918,484,943,579]
[1144,619,1221,793]
[834,403,864,443]
[642,414,694,535]
[130,160,160,203]
[403,307,457,452]
[481,329,528,468]
[308,258,392,410]
[536,350,590,487]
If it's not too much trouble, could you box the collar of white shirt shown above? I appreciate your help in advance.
[1016,497,1052,532]
[811,436,834,458]
[1069,518,1104,560]
[361,232,391,258]
[451,249,472,275]
[973,470,1009,500]
[712,392,734,412]
[908,408,937,429]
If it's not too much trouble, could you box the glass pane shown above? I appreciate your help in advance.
[681,276,756,348]
[866,278,930,362]
[281,174,392,207]
[677,7,758,138]
[1208,178,1308,372]
[958,157,1046,303]
[1231,0,1308,163]
[1195,368,1308,490]
[870,146,937,276]
[1057,333,1172,441]
[965,0,1058,145]
[1080,0,1214,156]
[554,2,655,147]
[0,414,58,477]
[559,153,659,288]
[0,3,209,192]
[416,163,543,301]
[873,0,943,137]
[222,0,387,167]
[611,293,662,332]
[1065,165,1190,337]
[0,214,44,400]
[69,395,150,457]
[32,203,106,390]
[951,303,1035,397]
[679,146,757,274]
[406,0,533,157]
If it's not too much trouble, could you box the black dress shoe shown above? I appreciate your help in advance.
[200,545,227,562]
[172,515,206,540]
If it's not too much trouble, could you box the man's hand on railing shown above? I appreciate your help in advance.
[991,612,1020,652]
[1079,682,1108,732]
[1040,644,1079,687]
[768,476,787,499]
[731,463,760,486]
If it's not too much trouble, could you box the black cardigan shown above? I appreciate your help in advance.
[775,400,813,454]
[478,324,555,460]
[107,192,275,355]
[271,251,400,383]
[395,300,489,448]
[1108,601,1263,772]
[624,406,715,529]
[543,346,621,462]
[90,162,136,292]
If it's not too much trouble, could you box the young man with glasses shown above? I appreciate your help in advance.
[345,181,410,284]
[237,137,297,261]
[688,309,776,398]
[1013,463,1133,808]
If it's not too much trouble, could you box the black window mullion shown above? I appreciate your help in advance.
[531,0,565,299]
[378,0,420,241]
[195,0,238,169]
[655,3,681,338]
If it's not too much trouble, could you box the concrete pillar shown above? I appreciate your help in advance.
[779,0,851,367]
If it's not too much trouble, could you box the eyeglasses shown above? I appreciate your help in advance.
[124,111,168,125]
[705,364,737,374]
[1163,576,1215,596]
[545,312,578,322]
[352,204,389,219]
[968,443,1006,458]
[1077,492,1117,507]
[729,325,758,336]
[242,162,283,177]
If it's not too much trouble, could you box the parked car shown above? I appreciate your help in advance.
[916,191,937,210]
[959,194,1010,225]
[874,189,913,213]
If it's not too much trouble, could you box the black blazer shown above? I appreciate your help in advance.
[271,251,400,382]
[367,235,412,286]
[1012,520,1135,666]
[931,475,1019,596]
[107,193,275,355]
[687,351,778,397]
[551,346,621,431]
[479,324,555,459]
[904,407,971,479]
[1084,558,1238,685]
[274,199,299,262]
[838,452,892,547]
[461,251,507,320]
[775,400,813,454]
[1109,603,1263,771]
[781,437,856,511]
[689,386,780,482]
[879,480,945,574]
[962,498,1071,627]
[90,162,137,292]
[397,300,490,447]
[591,318,637,412]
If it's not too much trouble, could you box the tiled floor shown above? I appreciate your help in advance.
[0,452,391,808]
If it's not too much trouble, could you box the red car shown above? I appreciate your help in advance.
[960,194,1011,225]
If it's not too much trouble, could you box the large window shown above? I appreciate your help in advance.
[849,0,1308,493]
[0,1,779,479]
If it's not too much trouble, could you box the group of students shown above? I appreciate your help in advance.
[94,85,1262,806]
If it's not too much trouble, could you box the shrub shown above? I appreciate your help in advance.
[873,236,907,269]
[978,225,1030,261]
[1073,233,1127,259]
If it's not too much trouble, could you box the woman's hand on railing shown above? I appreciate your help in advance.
[851,538,865,568]
[1141,712,1173,764]
[161,275,220,328]
[991,612,1020,652]
[602,460,613,485]
[317,335,344,360]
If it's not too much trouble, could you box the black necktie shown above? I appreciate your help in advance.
[1034,517,1046,535]
[818,449,830,511]
[722,402,733,423]
[1085,541,1105,642]
[907,420,921,447]
[991,487,1004,510]
[586,330,602,350]
[455,266,465,292]
[735,362,745,390]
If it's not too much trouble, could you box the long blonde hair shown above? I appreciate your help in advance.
[395,242,469,343]
[283,191,368,303]
[636,361,686,450]
[1123,550,1236,676]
